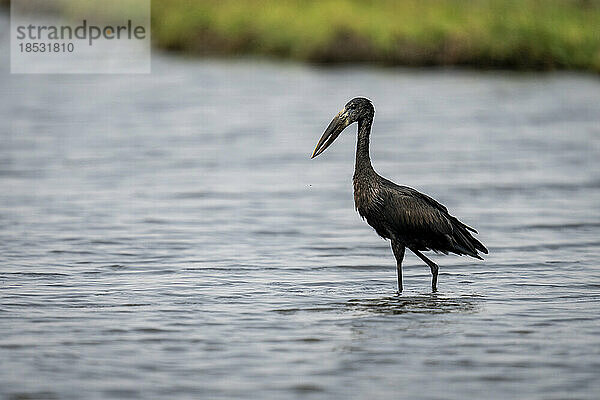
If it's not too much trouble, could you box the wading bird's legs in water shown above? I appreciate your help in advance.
[410,248,439,292]
[391,241,405,294]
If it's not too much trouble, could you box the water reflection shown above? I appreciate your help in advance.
[347,295,482,314]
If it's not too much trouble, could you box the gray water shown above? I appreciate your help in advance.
[2,14,600,400]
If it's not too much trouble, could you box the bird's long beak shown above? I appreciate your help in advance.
[311,109,350,158]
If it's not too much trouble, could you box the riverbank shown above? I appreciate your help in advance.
[152,0,600,73]
[2,0,599,72]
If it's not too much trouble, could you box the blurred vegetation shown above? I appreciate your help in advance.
[2,0,599,71]
[152,0,600,72]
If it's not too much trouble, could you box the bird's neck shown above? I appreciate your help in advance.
[355,117,374,175]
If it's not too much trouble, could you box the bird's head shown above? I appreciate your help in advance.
[311,97,374,158]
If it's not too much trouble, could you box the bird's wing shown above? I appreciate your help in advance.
[402,185,480,234]
[378,179,487,257]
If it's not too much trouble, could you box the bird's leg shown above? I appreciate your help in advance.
[410,248,439,292]
[391,241,405,294]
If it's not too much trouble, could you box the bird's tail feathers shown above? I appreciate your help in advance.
[472,237,488,254]
[451,220,488,259]
[465,225,478,234]
[453,218,479,234]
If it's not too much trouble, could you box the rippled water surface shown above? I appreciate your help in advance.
[1,14,600,400]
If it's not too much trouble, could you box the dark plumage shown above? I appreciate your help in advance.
[311,97,487,293]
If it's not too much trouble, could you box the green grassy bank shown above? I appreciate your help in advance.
[152,0,600,72]
[2,0,598,72]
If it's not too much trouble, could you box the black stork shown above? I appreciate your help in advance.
[311,97,487,293]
